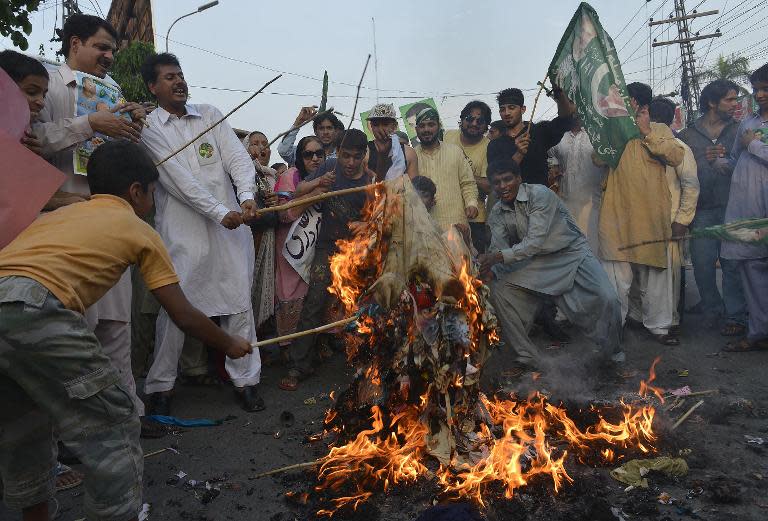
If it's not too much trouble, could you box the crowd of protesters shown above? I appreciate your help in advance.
[1,12,767,521]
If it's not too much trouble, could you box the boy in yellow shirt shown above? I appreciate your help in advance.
[0,141,252,521]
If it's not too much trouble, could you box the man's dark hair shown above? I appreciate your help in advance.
[271,162,286,170]
[496,87,525,107]
[487,159,521,180]
[87,141,159,195]
[337,129,368,152]
[626,82,653,108]
[489,120,506,131]
[313,112,344,132]
[649,97,676,126]
[405,102,432,119]
[699,79,740,113]
[460,100,492,125]
[61,14,117,58]
[411,176,437,198]
[0,50,49,83]
[750,62,768,84]
[141,52,182,88]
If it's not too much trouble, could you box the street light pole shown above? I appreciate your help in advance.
[165,1,219,52]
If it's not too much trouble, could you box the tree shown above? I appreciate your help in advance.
[0,0,41,51]
[110,41,155,103]
[697,54,751,94]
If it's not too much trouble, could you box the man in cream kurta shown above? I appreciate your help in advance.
[33,14,147,413]
[140,53,262,413]
[598,83,685,340]
[627,100,700,340]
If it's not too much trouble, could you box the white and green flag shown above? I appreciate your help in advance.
[548,2,639,168]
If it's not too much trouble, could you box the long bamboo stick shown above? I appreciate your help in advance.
[252,182,382,217]
[251,460,319,479]
[523,74,549,138]
[348,55,371,130]
[252,316,357,348]
[154,75,282,167]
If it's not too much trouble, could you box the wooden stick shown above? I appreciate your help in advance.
[523,74,549,137]
[671,399,704,430]
[619,236,683,251]
[252,316,357,348]
[144,447,172,459]
[252,460,319,479]
[154,74,282,167]
[663,389,718,399]
[252,182,382,217]
[348,55,371,130]
[267,107,336,149]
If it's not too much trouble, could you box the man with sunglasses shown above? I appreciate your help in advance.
[444,100,493,251]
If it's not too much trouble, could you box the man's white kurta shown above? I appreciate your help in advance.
[141,104,256,316]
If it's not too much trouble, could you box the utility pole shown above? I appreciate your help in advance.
[650,1,721,122]
[62,0,81,24]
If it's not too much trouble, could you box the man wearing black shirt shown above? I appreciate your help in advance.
[279,129,372,390]
[487,87,576,186]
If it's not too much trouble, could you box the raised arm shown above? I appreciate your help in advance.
[673,143,700,227]
[642,122,684,167]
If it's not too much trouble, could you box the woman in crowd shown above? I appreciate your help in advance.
[273,136,333,365]
[243,131,279,331]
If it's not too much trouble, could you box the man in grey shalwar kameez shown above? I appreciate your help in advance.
[721,63,768,351]
[479,160,623,371]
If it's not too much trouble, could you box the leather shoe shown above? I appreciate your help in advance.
[149,392,172,416]
[236,385,265,412]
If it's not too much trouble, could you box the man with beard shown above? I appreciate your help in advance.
[365,103,419,181]
[478,160,623,373]
[678,80,746,335]
[33,13,147,415]
[413,108,480,232]
[279,129,372,391]
[487,86,575,186]
[277,106,345,166]
[139,52,264,413]
[444,100,493,251]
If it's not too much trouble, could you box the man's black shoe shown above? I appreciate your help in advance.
[236,385,266,412]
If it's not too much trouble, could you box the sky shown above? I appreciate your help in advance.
[4,0,768,147]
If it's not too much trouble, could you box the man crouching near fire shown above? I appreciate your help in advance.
[478,159,624,375]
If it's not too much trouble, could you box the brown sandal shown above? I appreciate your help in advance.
[723,339,768,352]
[720,323,746,337]
[278,368,313,391]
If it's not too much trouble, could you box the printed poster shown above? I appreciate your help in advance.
[399,98,437,147]
[283,204,323,283]
[73,71,127,175]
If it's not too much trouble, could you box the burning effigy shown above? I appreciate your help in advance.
[306,176,662,517]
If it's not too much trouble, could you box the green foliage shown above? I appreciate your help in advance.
[0,0,41,51]
[111,41,155,102]
[697,54,752,94]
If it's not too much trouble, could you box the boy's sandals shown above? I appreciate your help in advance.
[55,463,83,492]
[723,338,768,352]
[278,368,314,391]
[720,323,746,337]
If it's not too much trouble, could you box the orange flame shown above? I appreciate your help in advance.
[638,356,665,403]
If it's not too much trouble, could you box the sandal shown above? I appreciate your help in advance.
[278,368,313,391]
[652,333,680,346]
[723,338,768,352]
[55,463,83,492]
[720,323,746,337]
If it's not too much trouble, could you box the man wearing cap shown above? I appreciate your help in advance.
[487,86,575,186]
[413,107,480,232]
[366,103,418,181]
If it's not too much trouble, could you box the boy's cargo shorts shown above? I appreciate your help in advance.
[0,276,142,521]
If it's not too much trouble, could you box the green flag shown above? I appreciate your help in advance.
[319,70,329,112]
[548,2,639,169]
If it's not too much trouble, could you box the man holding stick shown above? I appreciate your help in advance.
[277,106,345,166]
[139,52,264,413]
[279,129,372,391]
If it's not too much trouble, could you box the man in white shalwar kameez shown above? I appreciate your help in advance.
[548,118,607,254]
[139,53,263,413]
